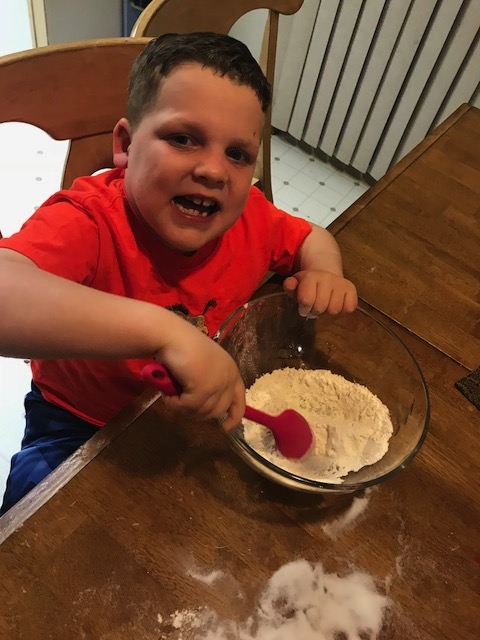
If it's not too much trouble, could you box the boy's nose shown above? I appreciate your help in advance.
[192,152,228,185]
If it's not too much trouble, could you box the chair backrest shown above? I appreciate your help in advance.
[131,0,305,202]
[0,38,151,191]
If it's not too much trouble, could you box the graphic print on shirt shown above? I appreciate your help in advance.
[166,299,217,335]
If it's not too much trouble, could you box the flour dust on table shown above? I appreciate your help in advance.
[156,560,390,639]
[322,487,376,539]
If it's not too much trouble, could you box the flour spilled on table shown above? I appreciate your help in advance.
[322,487,376,540]
[187,568,226,586]
[243,368,393,483]
[158,560,390,639]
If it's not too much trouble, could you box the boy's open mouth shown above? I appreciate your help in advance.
[172,196,219,217]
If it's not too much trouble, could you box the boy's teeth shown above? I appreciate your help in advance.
[174,201,209,217]
[191,197,215,206]
[172,195,217,217]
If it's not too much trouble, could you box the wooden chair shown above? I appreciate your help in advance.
[0,38,150,193]
[131,0,305,203]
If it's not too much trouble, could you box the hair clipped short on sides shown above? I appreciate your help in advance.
[127,32,271,128]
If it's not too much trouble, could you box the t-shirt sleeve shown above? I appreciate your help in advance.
[0,200,100,285]
[247,187,312,274]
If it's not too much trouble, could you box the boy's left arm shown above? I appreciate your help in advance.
[283,222,357,317]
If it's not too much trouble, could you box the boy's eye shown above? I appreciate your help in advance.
[227,148,250,164]
[168,134,193,147]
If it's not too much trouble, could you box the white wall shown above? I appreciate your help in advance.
[43,0,122,44]
[0,0,33,56]
[229,9,268,62]
[0,3,287,56]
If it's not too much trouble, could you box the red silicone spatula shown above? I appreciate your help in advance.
[141,362,314,459]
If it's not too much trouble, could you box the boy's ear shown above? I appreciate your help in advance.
[112,118,132,169]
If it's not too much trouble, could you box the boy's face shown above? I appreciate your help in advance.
[113,63,265,254]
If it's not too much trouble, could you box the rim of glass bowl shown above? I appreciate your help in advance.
[214,291,430,492]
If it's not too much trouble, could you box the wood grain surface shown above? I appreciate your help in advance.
[331,105,480,371]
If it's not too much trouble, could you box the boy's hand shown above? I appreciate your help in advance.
[283,270,357,317]
[155,324,245,432]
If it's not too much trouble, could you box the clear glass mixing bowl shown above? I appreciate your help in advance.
[214,292,429,494]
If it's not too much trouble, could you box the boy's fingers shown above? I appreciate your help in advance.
[307,283,332,316]
[161,388,215,415]
[222,410,241,432]
[295,278,317,317]
[282,276,299,297]
[297,277,358,317]
[160,371,245,432]
[160,393,183,413]
[344,287,358,312]
[221,390,246,432]
[326,288,347,315]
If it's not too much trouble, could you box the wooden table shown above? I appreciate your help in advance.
[330,103,480,369]
[1,105,479,639]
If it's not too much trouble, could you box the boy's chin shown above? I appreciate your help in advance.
[160,234,216,256]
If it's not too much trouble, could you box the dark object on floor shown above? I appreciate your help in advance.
[455,367,480,410]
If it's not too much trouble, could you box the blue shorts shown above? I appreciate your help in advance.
[0,382,99,515]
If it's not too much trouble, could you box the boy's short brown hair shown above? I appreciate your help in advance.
[127,32,271,128]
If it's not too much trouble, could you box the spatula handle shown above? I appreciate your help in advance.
[141,362,182,396]
[244,405,274,429]
[143,364,272,425]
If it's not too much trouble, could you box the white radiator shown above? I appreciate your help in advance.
[273,0,480,181]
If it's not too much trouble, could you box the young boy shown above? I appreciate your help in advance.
[0,33,357,513]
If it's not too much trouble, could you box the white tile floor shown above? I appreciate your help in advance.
[0,124,368,496]
[271,133,368,229]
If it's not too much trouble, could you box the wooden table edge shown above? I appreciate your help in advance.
[0,389,159,544]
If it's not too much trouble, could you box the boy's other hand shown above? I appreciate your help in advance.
[155,325,245,432]
[283,270,357,317]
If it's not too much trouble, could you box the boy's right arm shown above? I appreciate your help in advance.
[0,248,245,430]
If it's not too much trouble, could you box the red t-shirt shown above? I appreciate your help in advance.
[0,169,311,426]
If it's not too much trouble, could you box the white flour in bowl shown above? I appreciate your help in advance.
[243,368,393,483]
